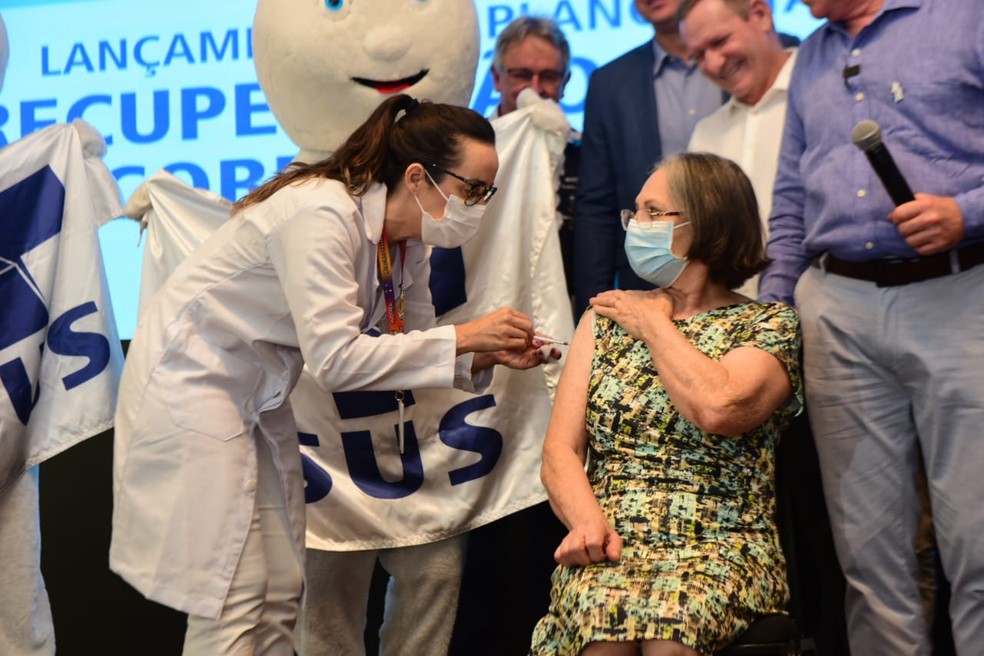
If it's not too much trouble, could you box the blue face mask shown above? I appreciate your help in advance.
[624,219,691,288]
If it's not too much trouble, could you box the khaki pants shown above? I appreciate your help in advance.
[184,437,304,656]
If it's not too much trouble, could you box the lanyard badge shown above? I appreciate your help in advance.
[376,229,409,452]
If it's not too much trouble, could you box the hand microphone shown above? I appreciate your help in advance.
[851,119,915,206]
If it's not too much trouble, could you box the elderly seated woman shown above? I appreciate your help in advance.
[529,152,802,656]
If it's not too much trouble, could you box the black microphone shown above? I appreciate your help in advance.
[851,119,915,206]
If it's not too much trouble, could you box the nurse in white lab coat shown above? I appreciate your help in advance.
[110,95,552,655]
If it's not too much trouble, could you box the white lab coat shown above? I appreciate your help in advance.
[110,179,479,619]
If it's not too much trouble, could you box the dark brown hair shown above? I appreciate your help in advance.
[662,152,771,290]
[233,94,495,212]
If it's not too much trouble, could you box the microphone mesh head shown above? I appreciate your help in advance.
[852,119,882,152]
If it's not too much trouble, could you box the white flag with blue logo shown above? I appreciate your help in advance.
[0,120,124,493]
[127,104,574,549]
[297,103,575,549]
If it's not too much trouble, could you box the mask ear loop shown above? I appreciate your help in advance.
[423,168,449,202]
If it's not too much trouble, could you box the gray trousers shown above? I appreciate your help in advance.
[796,264,984,656]
[298,535,467,656]
[0,468,55,656]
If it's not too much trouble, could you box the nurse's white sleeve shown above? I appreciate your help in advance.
[267,201,460,393]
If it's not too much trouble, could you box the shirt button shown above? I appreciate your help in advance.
[855,92,865,101]
[865,241,875,250]
[857,189,868,198]
[688,108,697,116]
[245,480,257,491]
[852,48,862,57]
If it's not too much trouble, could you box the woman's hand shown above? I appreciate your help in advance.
[500,340,563,369]
[472,342,563,372]
[554,517,623,567]
[590,289,678,341]
[455,307,533,355]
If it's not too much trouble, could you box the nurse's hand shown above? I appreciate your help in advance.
[455,307,534,355]
[473,342,563,372]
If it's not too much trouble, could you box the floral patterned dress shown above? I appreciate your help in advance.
[530,302,803,656]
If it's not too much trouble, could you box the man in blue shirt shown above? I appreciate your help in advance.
[760,1,984,653]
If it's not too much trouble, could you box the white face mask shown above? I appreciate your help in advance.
[414,170,487,249]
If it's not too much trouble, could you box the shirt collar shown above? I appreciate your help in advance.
[361,182,417,290]
[727,47,798,112]
[650,37,699,77]
[823,0,922,34]
[874,0,923,14]
[360,182,388,244]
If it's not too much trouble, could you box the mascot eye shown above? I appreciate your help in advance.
[324,0,345,10]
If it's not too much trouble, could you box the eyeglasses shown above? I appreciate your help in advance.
[501,67,567,88]
[425,162,498,206]
[620,208,684,231]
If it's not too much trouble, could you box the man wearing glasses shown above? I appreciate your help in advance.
[489,16,571,118]
[489,17,580,305]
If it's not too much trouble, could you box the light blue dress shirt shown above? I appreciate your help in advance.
[650,40,722,159]
[760,0,984,304]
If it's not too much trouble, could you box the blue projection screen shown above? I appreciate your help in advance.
[0,0,821,337]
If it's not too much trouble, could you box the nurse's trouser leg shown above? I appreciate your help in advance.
[0,468,55,656]
[184,438,303,656]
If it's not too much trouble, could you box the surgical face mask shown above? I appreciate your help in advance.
[414,171,487,249]
[624,219,691,288]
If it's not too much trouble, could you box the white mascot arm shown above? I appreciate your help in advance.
[517,87,571,143]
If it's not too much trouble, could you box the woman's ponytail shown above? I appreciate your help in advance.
[234,94,493,212]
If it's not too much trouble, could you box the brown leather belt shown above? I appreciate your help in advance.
[812,242,984,287]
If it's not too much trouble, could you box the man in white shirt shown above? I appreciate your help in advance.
[681,0,795,298]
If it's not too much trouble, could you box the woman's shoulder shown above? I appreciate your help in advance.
[732,302,801,349]
[252,178,360,231]
[276,177,354,210]
[723,299,798,323]
[749,300,799,324]
[692,301,798,341]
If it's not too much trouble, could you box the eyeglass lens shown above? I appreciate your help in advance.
[620,209,681,230]
[427,162,496,206]
[505,68,565,85]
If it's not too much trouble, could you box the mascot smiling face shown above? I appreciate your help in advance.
[253,0,479,161]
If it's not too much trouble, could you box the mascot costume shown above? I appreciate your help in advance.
[123,1,573,653]
[0,12,124,656]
